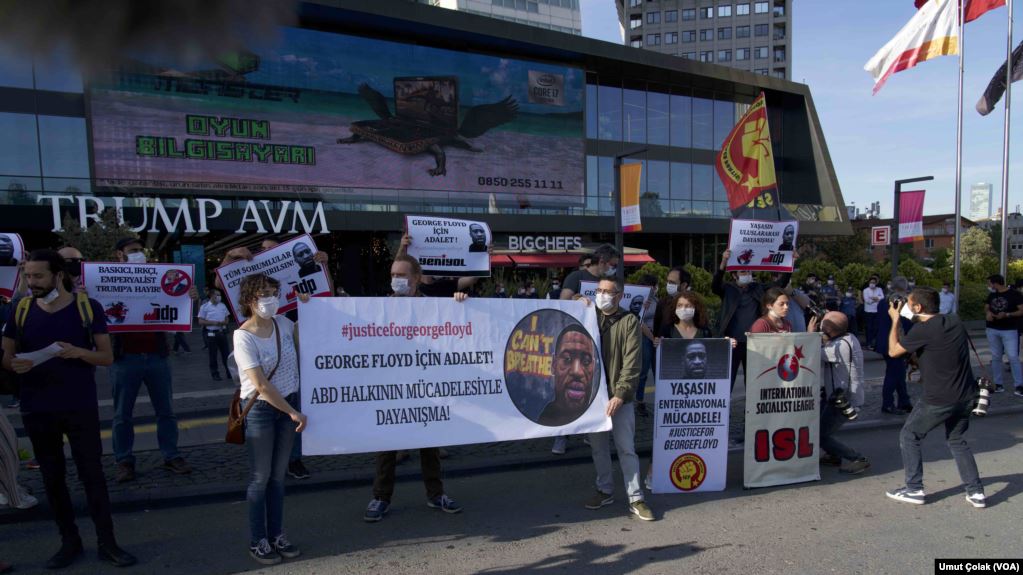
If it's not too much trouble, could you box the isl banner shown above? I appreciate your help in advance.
[0,232,24,299]
[405,215,492,277]
[81,263,195,332]
[579,281,653,323]
[726,219,798,272]
[651,338,732,493]
[744,333,822,489]
[216,234,332,322]
[898,190,925,243]
[298,298,612,454]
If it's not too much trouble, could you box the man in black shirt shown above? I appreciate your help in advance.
[984,274,1023,394]
[884,287,985,508]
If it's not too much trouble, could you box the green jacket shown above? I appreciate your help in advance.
[597,308,642,403]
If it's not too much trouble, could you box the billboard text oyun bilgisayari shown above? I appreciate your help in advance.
[89,27,585,205]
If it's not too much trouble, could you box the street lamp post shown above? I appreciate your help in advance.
[891,176,934,280]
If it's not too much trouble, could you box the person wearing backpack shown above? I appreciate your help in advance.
[1,250,136,569]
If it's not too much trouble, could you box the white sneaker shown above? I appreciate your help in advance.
[551,436,567,455]
[966,492,986,508]
[15,487,38,509]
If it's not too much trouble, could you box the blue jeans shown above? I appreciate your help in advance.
[637,336,655,402]
[820,402,863,462]
[246,393,298,544]
[898,399,983,494]
[111,354,179,464]
[985,328,1022,388]
[881,356,911,411]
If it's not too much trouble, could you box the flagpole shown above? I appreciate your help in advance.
[1000,0,1014,277]
[954,0,966,312]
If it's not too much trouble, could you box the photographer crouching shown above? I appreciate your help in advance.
[884,287,986,508]
[809,311,871,475]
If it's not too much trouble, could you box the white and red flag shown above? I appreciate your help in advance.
[914,0,1005,23]
[866,0,960,93]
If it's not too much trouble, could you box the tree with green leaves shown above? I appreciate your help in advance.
[55,210,139,261]
[959,226,993,268]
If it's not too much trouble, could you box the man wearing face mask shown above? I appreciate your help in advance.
[57,246,85,294]
[197,288,231,381]
[984,274,1023,394]
[552,244,620,455]
[884,287,985,508]
[863,275,885,350]
[108,237,193,483]
[396,233,478,298]
[939,283,955,315]
[546,278,562,300]
[820,275,840,311]
[365,254,466,522]
[2,250,136,568]
[581,278,653,521]
[876,277,914,415]
[712,250,791,393]
[652,267,692,341]
[808,311,870,475]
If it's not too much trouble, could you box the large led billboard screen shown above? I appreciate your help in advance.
[89,27,585,205]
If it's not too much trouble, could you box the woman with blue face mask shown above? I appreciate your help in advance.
[233,274,307,565]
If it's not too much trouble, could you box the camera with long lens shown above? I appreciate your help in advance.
[831,387,858,421]
[805,301,825,320]
[972,377,995,417]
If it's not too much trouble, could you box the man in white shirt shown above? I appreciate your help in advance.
[862,275,885,350]
[939,283,955,315]
[197,288,231,381]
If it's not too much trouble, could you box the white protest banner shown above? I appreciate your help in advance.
[216,234,331,322]
[579,280,653,323]
[0,232,24,299]
[405,215,492,277]
[651,338,731,493]
[81,262,195,332]
[298,298,611,454]
[726,219,798,273]
[744,332,822,489]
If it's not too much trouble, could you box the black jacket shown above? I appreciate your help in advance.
[711,270,790,338]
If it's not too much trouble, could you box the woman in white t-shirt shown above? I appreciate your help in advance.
[233,274,307,566]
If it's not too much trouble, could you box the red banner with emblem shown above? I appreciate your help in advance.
[715,93,779,213]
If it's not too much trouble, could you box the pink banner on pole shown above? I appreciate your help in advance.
[899,190,925,243]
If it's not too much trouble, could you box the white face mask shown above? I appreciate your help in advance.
[899,303,916,321]
[941,288,949,294]
[40,288,60,304]
[827,280,835,286]
[254,296,279,319]
[736,274,753,286]
[869,282,877,288]
[666,283,679,296]
[604,266,617,278]
[845,292,853,298]
[595,293,616,312]
[676,307,695,322]
[391,277,411,296]
[211,296,221,305]
[988,287,996,293]
[126,251,147,264]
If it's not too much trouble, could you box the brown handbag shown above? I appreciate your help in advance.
[226,318,282,445]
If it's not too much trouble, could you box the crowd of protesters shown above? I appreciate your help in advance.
[0,234,997,571]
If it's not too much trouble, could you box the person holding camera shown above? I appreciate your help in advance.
[809,311,870,475]
[884,287,985,508]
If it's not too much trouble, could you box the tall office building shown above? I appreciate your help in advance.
[970,182,993,221]
[615,0,792,79]
[424,0,582,35]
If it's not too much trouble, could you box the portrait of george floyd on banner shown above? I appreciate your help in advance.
[87,26,585,206]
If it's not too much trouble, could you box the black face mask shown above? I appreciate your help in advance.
[64,258,83,278]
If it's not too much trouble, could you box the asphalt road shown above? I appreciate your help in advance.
[3,412,1020,575]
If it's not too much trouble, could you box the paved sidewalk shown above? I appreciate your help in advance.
[4,326,1023,523]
